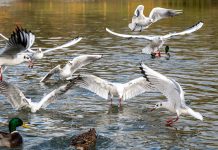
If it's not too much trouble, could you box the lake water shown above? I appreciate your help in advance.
[0,0,217,149]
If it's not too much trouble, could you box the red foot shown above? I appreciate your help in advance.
[165,116,179,126]
[155,51,161,57]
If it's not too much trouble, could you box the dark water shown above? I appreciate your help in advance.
[0,0,217,149]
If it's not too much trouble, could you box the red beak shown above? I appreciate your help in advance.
[28,60,34,68]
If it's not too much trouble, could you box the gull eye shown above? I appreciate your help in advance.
[160,103,162,106]
[24,56,26,59]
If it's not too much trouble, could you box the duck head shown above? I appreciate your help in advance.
[9,118,29,133]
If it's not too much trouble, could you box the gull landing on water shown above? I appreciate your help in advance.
[129,5,183,32]
[74,74,154,107]
[0,76,79,113]
[40,55,103,82]
[139,63,203,126]
[0,31,82,60]
[0,26,34,80]
[106,21,204,56]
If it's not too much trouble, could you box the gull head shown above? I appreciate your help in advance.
[150,102,164,111]
[17,53,34,68]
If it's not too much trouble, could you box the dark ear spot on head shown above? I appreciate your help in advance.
[160,103,162,106]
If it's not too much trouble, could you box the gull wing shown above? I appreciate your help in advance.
[38,76,80,109]
[149,7,183,23]
[1,27,35,57]
[0,81,29,109]
[69,55,103,74]
[40,65,62,82]
[122,77,154,100]
[42,37,82,54]
[106,28,154,40]
[139,63,184,106]
[0,33,9,40]
[162,21,204,39]
[76,74,115,100]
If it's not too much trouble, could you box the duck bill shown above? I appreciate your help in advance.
[28,60,33,68]
[22,123,30,128]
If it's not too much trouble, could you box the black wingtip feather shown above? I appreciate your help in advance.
[139,65,150,82]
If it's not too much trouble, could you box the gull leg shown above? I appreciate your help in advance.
[118,98,122,107]
[0,66,2,81]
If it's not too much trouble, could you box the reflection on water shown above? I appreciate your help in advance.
[0,0,218,149]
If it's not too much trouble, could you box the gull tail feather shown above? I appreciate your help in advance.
[186,107,203,121]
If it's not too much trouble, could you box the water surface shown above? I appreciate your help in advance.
[0,0,217,149]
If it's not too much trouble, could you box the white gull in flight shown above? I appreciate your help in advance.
[0,76,79,113]
[139,62,203,126]
[40,55,103,82]
[0,31,82,60]
[0,26,34,80]
[129,5,183,32]
[107,21,204,56]
[74,74,154,107]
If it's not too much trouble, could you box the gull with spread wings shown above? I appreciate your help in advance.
[0,76,79,113]
[0,30,82,60]
[0,26,34,80]
[107,21,204,57]
[74,74,154,107]
[40,55,103,82]
[129,5,183,32]
[139,62,203,126]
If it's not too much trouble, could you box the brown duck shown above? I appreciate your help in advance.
[71,128,97,150]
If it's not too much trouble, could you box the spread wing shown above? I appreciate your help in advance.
[69,55,103,74]
[162,21,204,39]
[106,28,154,41]
[0,81,29,109]
[75,74,115,100]
[139,63,185,107]
[0,27,35,57]
[149,7,182,23]
[40,65,62,82]
[122,77,154,100]
[42,37,82,54]
[38,76,80,108]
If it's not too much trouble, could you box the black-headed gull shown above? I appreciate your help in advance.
[40,55,103,82]
[74,74,154,107]
[27,37,82,60]
[0,26,34,80]
[0,31,82,60]
[107,21,204,56]
[139,62,203,126]
[0,76,79,113]
[129,5,183,32]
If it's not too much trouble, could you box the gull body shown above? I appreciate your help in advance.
[129,5,183,31]
[139,63,203,125]
[107,21,204,55]
[0,77,79,113]
[40,55,103,82]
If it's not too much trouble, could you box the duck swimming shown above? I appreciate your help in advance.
[71,128,97,150]
[0,118,29,148]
